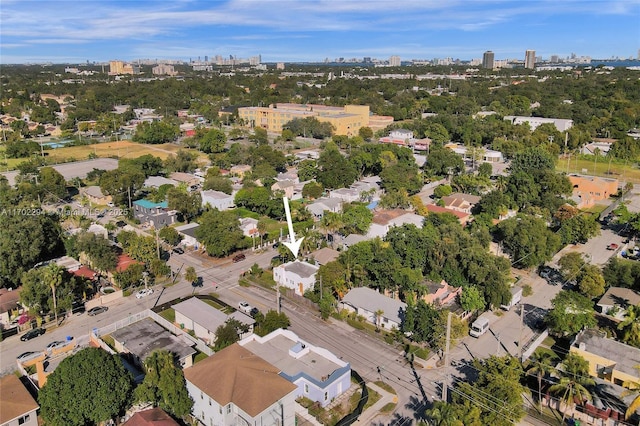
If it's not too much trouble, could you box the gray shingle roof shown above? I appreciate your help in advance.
[341,287,406,325]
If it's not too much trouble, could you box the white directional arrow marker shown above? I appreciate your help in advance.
[282,196,304,258]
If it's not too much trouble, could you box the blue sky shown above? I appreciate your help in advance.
[1,0,639,64]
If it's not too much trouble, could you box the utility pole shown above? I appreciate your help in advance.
[442,311,452,402]
[155,228,160,259]
[518,304,525,361]
[276,283,281,314]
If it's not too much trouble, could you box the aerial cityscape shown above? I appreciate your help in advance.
[1,1,640,426]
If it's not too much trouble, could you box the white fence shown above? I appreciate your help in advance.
[92,309,212,357]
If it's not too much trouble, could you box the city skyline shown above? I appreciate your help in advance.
[1,0,639,64]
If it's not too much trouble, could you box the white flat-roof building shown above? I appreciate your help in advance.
[504,115,573,132]
[201,190,235,211]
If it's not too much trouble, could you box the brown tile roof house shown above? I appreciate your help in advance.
[0,374,39,426]
[184,343,296,418]
[424,204,471,225]
[597,287,640,316]
[441,193,481,214]
[123,408,180,426]
[309,247,340,266]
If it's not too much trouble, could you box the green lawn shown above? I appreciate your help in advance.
[159,308,175,323]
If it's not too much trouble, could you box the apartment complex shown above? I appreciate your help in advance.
[238,103,370,136]
[482,51,495,69]
[152,63,177,76]
[108,60,138,75]
[525,50,536,69]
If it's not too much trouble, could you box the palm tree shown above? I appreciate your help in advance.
[527,352,557,408]
[618,305,640,348]
[374,309,384,331]
[549,377,593,423]
[424,401,463,426]
[256,220,267,248]
[622,365,640,420]
[184,266,197,284]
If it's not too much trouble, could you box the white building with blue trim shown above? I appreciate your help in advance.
[239,329,351,407]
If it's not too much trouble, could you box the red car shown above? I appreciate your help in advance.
[607,243,619,250]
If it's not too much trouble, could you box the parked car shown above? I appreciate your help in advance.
[17,351,40,362]
[172,247,185,255]
[191,277,203,287]
[238,301,253,314]
[20,328,45,341]
[87,306,108,316]
[249,307,260,318]
[135,288,154,299]
[45,340,66,352]
[607,243,619,250]
[233,253,246,263]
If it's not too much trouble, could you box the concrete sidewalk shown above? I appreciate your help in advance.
[352,382,398,425]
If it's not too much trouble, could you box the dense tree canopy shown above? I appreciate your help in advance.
[134,350,193,418]
[0,212,63,288]
[196,209,244,257]
[546,290,597,336]
[39,347,133,426]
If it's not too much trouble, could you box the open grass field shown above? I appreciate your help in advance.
[558,155,640,183]
[0,140,209,170]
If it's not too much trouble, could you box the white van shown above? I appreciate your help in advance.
[469,316,490,338]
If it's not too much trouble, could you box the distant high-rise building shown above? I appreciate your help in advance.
[276,62,285,70]
[109,60,137,75]
[550,55,559,63]
[482,51,495,69]
[389,55,401,67]
[525,50,536,69]
[204,55,208,62]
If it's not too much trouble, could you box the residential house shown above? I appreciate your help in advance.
[184,343,297,426]
[307,198,343,221]
[445,143,504,163]
[378,129,431,152]
[421,280,462,306]
[143,176,178,189]
[71,265,98,282]
[0,288,21,328]
[0,374,39,426]
[503,115,573,132]
[132,199,177,228]
[276,170,299,184]
[597,287,640,318]
[239,217,259,237]
[308,247,339,266]
[580,140,613,156]
[340,287,406,330]
[271,180,296,199]
[239,329,351,407]
[568,175,619,206]
[169,172,201,188]
[367,209,424,239]
[273,261,319,296]
[80,185,112,205]
[111,318,196,369]
[230,165,252,178]
[570,328,640,388]
[173,297,254,345]
[341,234,369,250]
[201,190,235,211]
[123,408,180,426]
[87,223,108,239]
[175,223,200,247]
[424,204,471,225]
[441,193,481,214]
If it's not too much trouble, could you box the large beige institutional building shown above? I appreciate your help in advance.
[238,103,391,136]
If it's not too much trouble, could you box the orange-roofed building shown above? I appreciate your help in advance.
[0,374,39,426]
[424,204,471,225]
[184,343,297,426]
[568,174,619,206]
[116,254,142,273]
[72,265,97,280]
